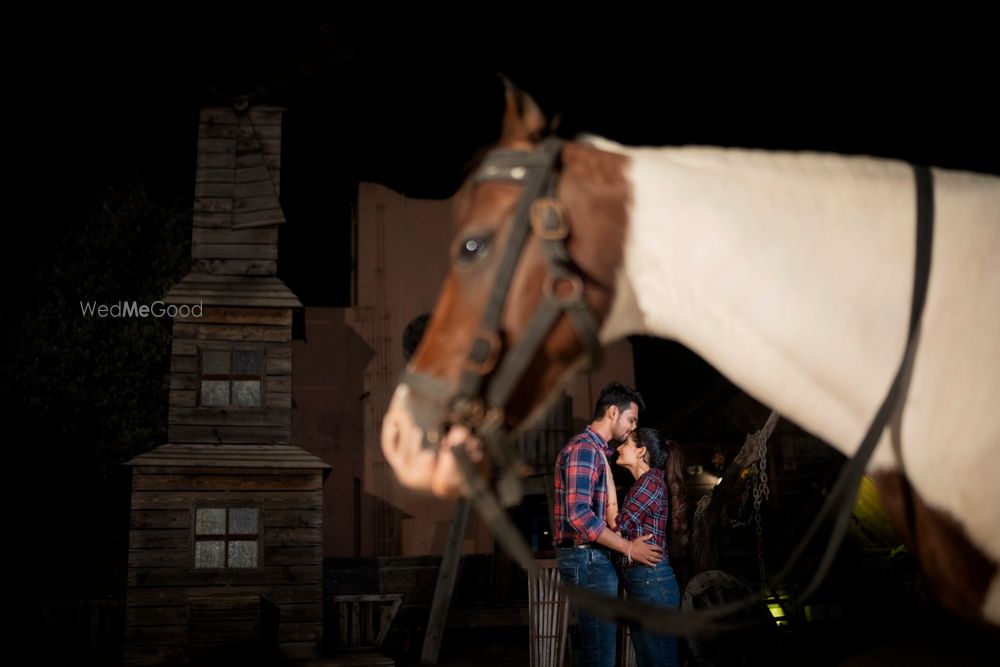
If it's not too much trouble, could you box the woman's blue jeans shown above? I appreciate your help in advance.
[621,559,681,667]
[556,546,618,667]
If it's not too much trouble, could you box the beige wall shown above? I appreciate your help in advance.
[291,307,371,557]
[295,183,634,558]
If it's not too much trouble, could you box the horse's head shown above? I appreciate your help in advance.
[381,81,631,498]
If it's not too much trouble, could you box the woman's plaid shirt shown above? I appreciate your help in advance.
[617,468,669,567]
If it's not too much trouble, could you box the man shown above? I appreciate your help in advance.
[554,381,662,667]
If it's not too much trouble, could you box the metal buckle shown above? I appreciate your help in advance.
[463,329,501,375]
[531,198,568,241]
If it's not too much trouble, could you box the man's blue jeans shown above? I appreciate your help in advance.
[556,546,618,667]
[621,559,681,667]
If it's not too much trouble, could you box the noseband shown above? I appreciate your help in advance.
[403,137,603,503]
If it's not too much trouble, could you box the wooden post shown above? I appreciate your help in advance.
[420,498,470,664]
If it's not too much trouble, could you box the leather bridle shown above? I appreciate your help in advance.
[400,136,602,505]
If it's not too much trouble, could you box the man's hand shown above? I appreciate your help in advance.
[630,534,663,566]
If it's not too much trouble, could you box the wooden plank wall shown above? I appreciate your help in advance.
[192,106,284,276]
[168,307,293,444]
[124,468,324,665]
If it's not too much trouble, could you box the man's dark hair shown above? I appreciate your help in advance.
[592,381,645,420]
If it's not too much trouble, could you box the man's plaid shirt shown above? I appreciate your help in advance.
[553,426,614,546]
[617,467,668,567]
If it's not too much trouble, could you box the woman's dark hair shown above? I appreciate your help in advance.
[635,427,668,468]
[636,427,689,539]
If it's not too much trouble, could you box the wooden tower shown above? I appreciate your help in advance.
[124,104,330,665]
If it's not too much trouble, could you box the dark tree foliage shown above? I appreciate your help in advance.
[4,180,190,598]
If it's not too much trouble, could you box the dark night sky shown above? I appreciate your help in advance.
[14,12,999,435]
[20,13,999,290]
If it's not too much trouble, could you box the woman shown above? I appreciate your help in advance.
[614,427,687,667]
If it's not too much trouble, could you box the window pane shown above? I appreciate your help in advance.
[233,380,261,406]
[228,508,258,535]
[234,350,262,375]
[195,508,226,535]
[200,380,229,406]
[202,350,231,374]
[228,541,258,568]
[195,541,225,568]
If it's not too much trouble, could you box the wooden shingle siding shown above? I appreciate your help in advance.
[171,322,289,342]
[166,307,294,444]
[234,178,278,198]
[191,243,277,259]
[192,211,232,229]
[231,107,284,230]
[165,426,291,445]
[190,106,285,265]
[193,228,277,245]
[193,258,277,276]
[124,458,328,665]
[165,284,301,309]
[128,585,323,607]
[132,474,320,492]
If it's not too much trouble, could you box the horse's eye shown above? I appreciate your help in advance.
[457,236,490,264]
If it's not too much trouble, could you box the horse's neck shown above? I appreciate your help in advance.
[602,144,919,456]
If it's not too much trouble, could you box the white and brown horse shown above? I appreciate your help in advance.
[380,84,1000,627]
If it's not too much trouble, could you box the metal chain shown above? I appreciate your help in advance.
[693,493,711,533]
[752,430,770,594]
[730,481,751,528]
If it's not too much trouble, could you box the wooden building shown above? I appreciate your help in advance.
[124,105,330,665]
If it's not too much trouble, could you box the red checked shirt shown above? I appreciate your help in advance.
[553,426,615,546]
[617,468,669,567]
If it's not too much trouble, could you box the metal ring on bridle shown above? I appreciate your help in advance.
[463,329,502,375]
[543,273,584,307]
[448,395,487,428]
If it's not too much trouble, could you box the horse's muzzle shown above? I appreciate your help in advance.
[380,381,486,498]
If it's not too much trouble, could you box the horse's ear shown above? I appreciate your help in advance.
[498,74,549,147]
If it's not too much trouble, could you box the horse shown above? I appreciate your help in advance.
[380,81,1000,628]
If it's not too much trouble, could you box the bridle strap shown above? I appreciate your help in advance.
[772,163,934,605]
[485,199,604,411]
[443,137,605,504]
[456,138,566,403]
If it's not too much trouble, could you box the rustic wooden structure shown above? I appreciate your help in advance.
[124,104,332,665]
[528,560,569,667]
[328,594,402,666]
